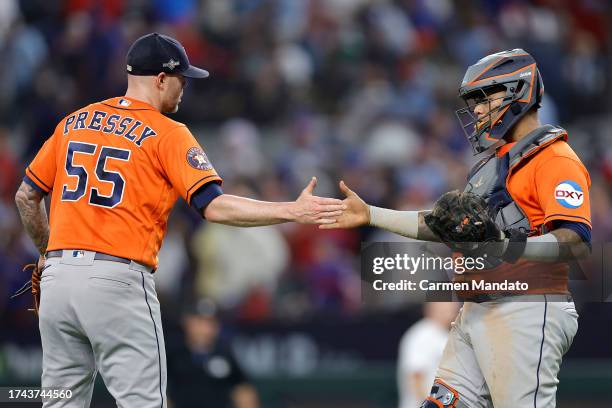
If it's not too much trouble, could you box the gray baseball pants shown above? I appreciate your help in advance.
[433,295,578,408]
[38,250,166,407]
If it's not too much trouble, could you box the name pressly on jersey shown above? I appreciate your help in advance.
[63,110,157,147]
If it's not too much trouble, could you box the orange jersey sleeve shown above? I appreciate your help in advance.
[156,125,221,204]
[535,155,591,228]
[506,139,591,231]
[25,129,60,193]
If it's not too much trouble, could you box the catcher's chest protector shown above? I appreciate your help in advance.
[464,125,568,234]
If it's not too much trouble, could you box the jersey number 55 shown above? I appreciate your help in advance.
[61,141,131,209]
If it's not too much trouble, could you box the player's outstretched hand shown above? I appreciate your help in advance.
[319,180,369,229]
[291,177,347,224]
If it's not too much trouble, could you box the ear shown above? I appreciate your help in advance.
[156,72,167,89]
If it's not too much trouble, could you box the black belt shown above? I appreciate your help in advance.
[46,250,132,265]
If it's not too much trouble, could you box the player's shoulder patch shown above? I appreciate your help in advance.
[187,147,212,170]
[554,180,584,209]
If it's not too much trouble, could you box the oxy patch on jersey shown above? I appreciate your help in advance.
[186,147,212,170]
[554,180,584,209]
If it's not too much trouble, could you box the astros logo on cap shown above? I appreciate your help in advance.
[554,180,584,209]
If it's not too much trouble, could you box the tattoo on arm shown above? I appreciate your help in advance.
[15,182,49,256]
[417,211,440,242]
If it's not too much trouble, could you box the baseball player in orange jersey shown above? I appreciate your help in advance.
[14,33,345,408]
[324,49,591,407]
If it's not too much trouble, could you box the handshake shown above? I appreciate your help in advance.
[287,177,370,229]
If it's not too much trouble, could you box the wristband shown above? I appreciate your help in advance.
[368,206,419,239]
[522,233,560,261]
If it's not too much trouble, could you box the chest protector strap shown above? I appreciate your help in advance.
[464,125,568,234]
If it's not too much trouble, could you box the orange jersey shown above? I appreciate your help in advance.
[456,135,591,296]
[25,96,222,267]
[500,138,591,230]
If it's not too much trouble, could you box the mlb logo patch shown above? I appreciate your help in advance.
[119,99,131,107]
[72,250,85,258]
[554,180,584,209]
[162,58,180,71]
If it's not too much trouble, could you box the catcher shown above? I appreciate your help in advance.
[323,49,591,407]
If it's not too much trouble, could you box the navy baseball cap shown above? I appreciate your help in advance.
[126,33,209,78]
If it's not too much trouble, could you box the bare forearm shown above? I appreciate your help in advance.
[204,194,293,227]
[15,182,49,255]
[368,206,439,241]
[550,228,589,259]
[204,182,345,227]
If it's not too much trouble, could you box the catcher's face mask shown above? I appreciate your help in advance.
[455,87,507,154]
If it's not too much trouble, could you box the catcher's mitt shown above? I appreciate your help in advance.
[424,191,527,264]
[424,190,501,246]
[10,261,43,315]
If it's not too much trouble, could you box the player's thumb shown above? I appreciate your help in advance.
[302,177,317,195]
[339,180,354,197]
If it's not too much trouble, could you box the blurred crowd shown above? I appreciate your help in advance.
[1,0,611,329]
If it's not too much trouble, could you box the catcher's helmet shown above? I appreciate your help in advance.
[455,49,544,154]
